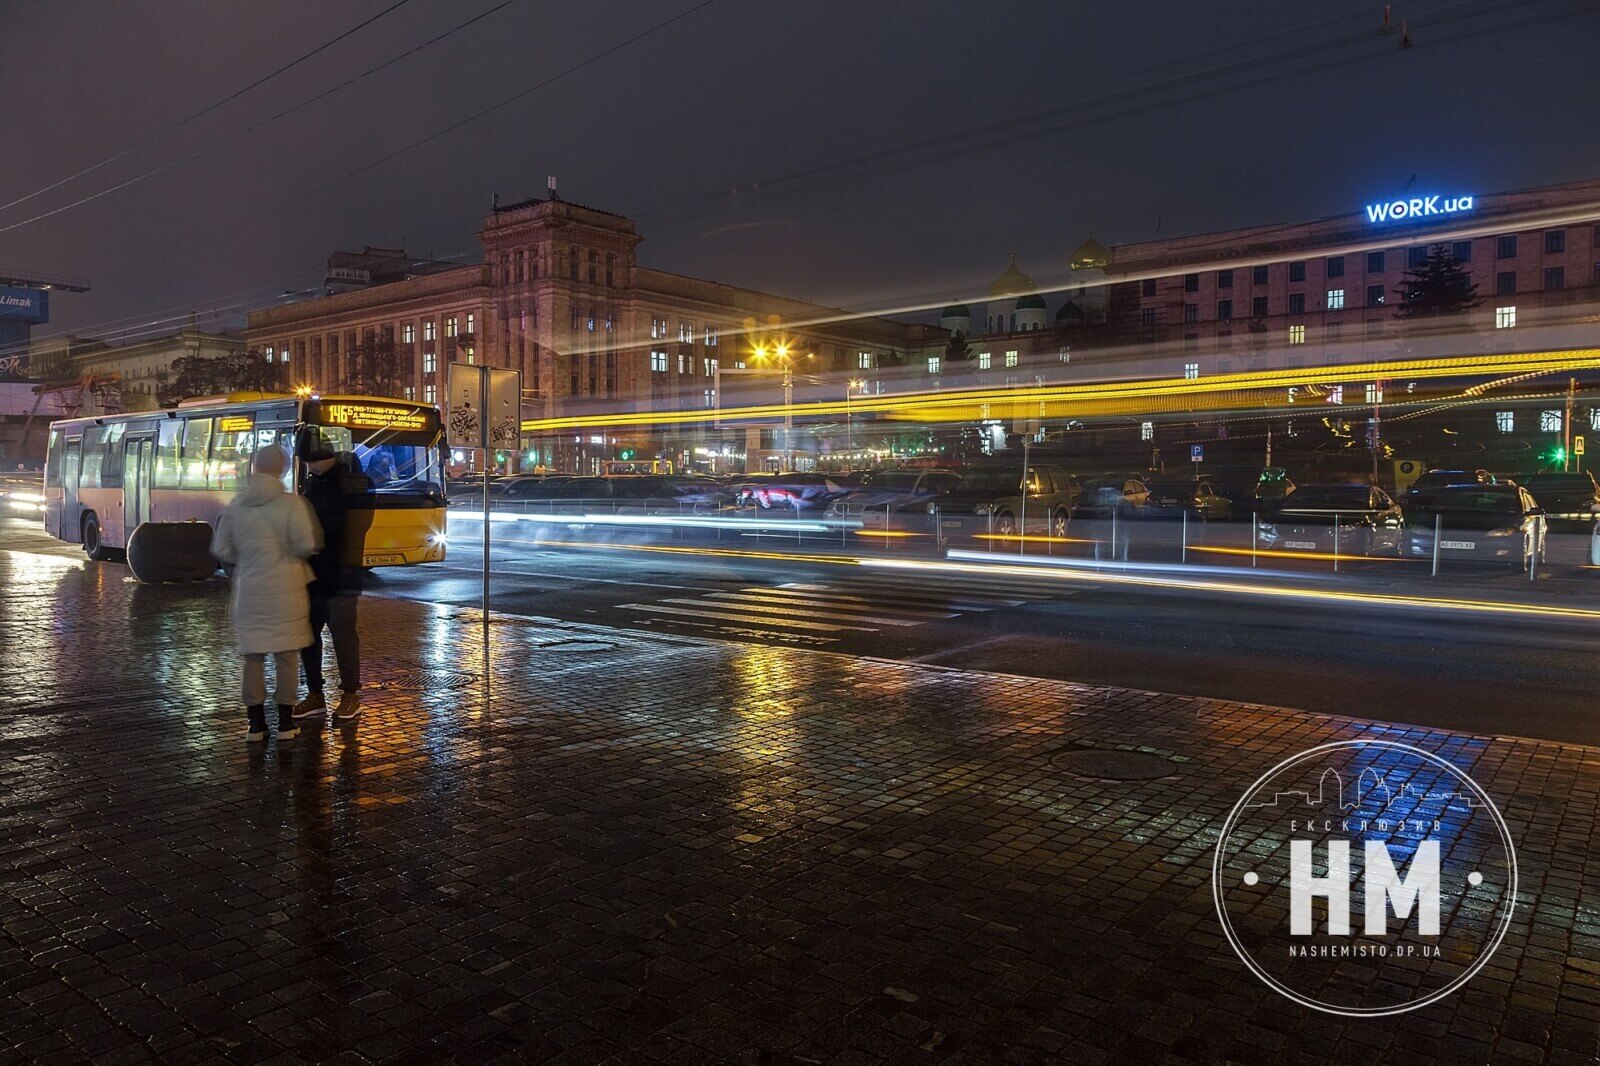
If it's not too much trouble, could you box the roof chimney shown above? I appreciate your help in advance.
[547,175,559,200]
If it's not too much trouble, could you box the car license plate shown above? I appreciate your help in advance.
[1440,540,1475,550]
[1285,540,1317,550]
[363,553,404,566]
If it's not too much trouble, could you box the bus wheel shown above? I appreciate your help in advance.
[82,513,117,562]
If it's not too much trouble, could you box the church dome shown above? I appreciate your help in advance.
[1070,232,1110,271]
[942,299,972,319]
[1016,293,1047,311]
[988,255,1036,298]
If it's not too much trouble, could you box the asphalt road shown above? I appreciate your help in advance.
[11,514,1600,745]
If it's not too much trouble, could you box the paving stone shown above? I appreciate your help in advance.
[0,552,1595,1064]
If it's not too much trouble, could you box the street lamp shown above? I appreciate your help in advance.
[751,343,811,469]
[846,378,865,456]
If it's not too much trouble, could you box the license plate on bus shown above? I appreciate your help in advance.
[1440,540,1476,550]
[1285,540,1317,550]
[363,553,404,566]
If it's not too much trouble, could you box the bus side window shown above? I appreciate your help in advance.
[44,430,62,487]
[209,417,254,491]
[180,418,213,488]
[154,420,183,489]
[81,426,103,488]
[101,423,126,489]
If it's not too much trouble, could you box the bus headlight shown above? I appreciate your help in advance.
[426,532,447,546]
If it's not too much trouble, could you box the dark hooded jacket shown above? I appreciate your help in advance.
[301,465,348,596]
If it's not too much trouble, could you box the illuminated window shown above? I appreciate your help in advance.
[679,321,693,343]
[1183,362,1199,380]
[422,352,438,374]
[1289,324,1306,344]
[704,388,716,408]
[1326,289,1345,310]
[1365,383,1382,404]
[1496,411,1514,433]
[977,352,991,370]
[423,384,437,404]
[446,316,458,338]
[1004,350,1018,367]
[857,351,872,369]
[651,316,666,339]
[403,386,414,400]
[677,353,687,374]
[402,323,414,344]
[1140,421,1153,441]
[1542,410,1563,432]
[705,324,718,346]
[1496,306,1517,329]
[1058,347,1071,363]
[466,313,475,335]
[265,345,275,361]
[927,356,941,375]
[423,320,436,341]
[703,357,718,376]
[1591,408,1600,432]
[1329,386,1344,404]
[650,351,667,373]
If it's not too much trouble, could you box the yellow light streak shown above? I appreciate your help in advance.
[522,347,1600,433]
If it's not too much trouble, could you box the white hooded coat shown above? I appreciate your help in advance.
[210,473,321,654]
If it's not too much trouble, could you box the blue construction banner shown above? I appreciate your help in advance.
[0,286,48,323]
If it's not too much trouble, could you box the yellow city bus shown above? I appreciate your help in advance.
[43,392,447,570]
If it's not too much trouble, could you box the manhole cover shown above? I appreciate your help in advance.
[370,670,481,692]
[1050,748,1178,781]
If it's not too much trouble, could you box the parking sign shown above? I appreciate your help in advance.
[1190,444,1203,463]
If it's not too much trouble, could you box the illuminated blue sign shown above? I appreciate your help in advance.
[0,286,47,323]
[1364,194,1474,224]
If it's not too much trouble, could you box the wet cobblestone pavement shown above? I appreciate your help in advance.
[2,549,1598,1064]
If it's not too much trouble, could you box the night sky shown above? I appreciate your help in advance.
[5,0,1600,340]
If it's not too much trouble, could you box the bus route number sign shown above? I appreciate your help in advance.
[321,403,429,433]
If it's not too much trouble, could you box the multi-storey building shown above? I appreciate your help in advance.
[30,329,246,412]
[248,195,941,469]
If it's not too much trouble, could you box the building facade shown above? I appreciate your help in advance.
[30,329,247,412]
[247,195,941,469]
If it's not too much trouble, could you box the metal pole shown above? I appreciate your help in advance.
[1529,523,1539,582]
[1019,440,1029,557]
[783,363,793,470]
[1110,507,1118,565]
[1251,512,1258,568]
[1431,513,1442,577]
[1332,513,1340,574]
[1565,377,1575,472]
[480,369,491,711]
[1181,510,1188,563]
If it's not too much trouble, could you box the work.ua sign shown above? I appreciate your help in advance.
[1364,194,1474,224]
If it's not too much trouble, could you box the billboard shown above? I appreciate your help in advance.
[0,286,48,324]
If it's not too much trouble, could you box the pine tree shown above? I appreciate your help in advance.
[1394,245,1480,318]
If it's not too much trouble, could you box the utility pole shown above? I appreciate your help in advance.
[1565,377,1576,472]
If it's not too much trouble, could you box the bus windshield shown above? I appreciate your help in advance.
[303,400,444,497]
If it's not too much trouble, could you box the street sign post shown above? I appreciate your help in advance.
[446,363,523,709]
[1190,444,1203,464]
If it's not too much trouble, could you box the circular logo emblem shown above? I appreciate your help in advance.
[1213,740,1517,1017]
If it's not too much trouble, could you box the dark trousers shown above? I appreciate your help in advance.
[302,594,360,694]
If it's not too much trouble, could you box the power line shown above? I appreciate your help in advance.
[0,0,417,216]
[244,0,721,224]
[0,0,526,235]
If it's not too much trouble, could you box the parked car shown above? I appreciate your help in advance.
[934,463,1078,536]
[1403,483,1546,568]
[733,472,847,510]
[1211,467,1294,515]
[1256,483,1406,556]
[1404,468,1497,508]
[1519,471,1600,524]
[1074,472,1150,517]
[1139,477,1234,521]
[825,469,962,526]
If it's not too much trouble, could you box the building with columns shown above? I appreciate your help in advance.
[247,193,941,469]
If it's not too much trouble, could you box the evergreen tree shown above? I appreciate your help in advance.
[944,331,974,362]
[1394,245,1480,318]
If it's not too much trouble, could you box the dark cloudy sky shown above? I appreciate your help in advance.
[4,0,1598,340]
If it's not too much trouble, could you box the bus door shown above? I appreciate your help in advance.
[123,437,153,532]
[59,437,82,541]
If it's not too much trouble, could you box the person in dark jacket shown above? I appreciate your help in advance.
[294,439,363,722]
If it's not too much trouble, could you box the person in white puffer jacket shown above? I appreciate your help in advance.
[211,446,321,742]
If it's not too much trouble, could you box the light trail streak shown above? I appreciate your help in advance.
[523,348,1600,432]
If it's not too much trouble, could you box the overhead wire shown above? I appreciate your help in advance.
[0,0,417,216]
[0,0,527,235]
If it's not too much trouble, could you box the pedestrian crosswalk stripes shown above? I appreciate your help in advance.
[618,571,1071,643]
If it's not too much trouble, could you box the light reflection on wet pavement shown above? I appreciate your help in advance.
[0,551,1596,1063]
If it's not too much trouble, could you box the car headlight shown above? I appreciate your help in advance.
[8,492,43,504]
[1485,527,1518,537]
[1258,524,1277,537]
